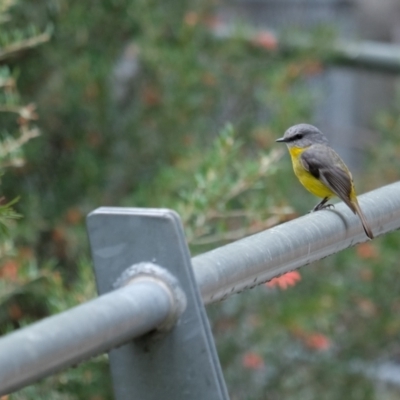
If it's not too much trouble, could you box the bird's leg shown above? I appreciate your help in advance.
[312,197,334,212]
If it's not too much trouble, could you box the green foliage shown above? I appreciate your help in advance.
[1,0,400,399]
[0,196,20,234]
[127,124,290,248]
[0,0,45,239]
[0,0,51,61]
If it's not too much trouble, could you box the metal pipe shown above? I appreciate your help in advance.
[280,37,400,73]
[212,23,400,73]
[331,40,400,73]
[193,181,400,304]
[0,280,172,396]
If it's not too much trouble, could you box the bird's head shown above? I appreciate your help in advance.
[276,124,328,149]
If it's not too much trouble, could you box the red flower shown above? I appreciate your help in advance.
[304,333,331,351]
[356,242,379,259]
[242,351,265,370]
[266,271,301,290]
[252,31,278,50]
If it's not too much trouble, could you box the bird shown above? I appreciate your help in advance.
[276,123,373,239]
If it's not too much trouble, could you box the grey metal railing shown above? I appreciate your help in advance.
[212,22,400,73]
[193,181,400,304]
[0,279,174,395]
[1,181,400,399]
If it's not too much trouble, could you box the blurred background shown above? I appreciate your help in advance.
[1,0,400,399]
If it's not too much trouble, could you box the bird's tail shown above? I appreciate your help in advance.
[352,199,374,239]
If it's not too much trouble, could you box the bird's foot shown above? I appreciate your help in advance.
[311,203,335,212]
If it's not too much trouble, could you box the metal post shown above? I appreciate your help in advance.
[86,208,230,400]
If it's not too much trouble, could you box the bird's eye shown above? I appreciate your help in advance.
[294,133,303,140]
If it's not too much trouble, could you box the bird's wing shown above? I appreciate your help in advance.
[300,145,356,212]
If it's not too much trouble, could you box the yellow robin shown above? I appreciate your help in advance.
[276,123,373,239]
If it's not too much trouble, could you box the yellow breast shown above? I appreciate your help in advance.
[288,146,335,198]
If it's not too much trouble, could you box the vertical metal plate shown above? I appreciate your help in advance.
[87,207,229,400]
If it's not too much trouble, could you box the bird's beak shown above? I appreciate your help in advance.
[275,137,286,143]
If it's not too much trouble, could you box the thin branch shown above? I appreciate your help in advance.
[0,31,51,62]
[220,148,284,204]
[0,105,20,113]
[0,126,40,158]
[206,210,256,219]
